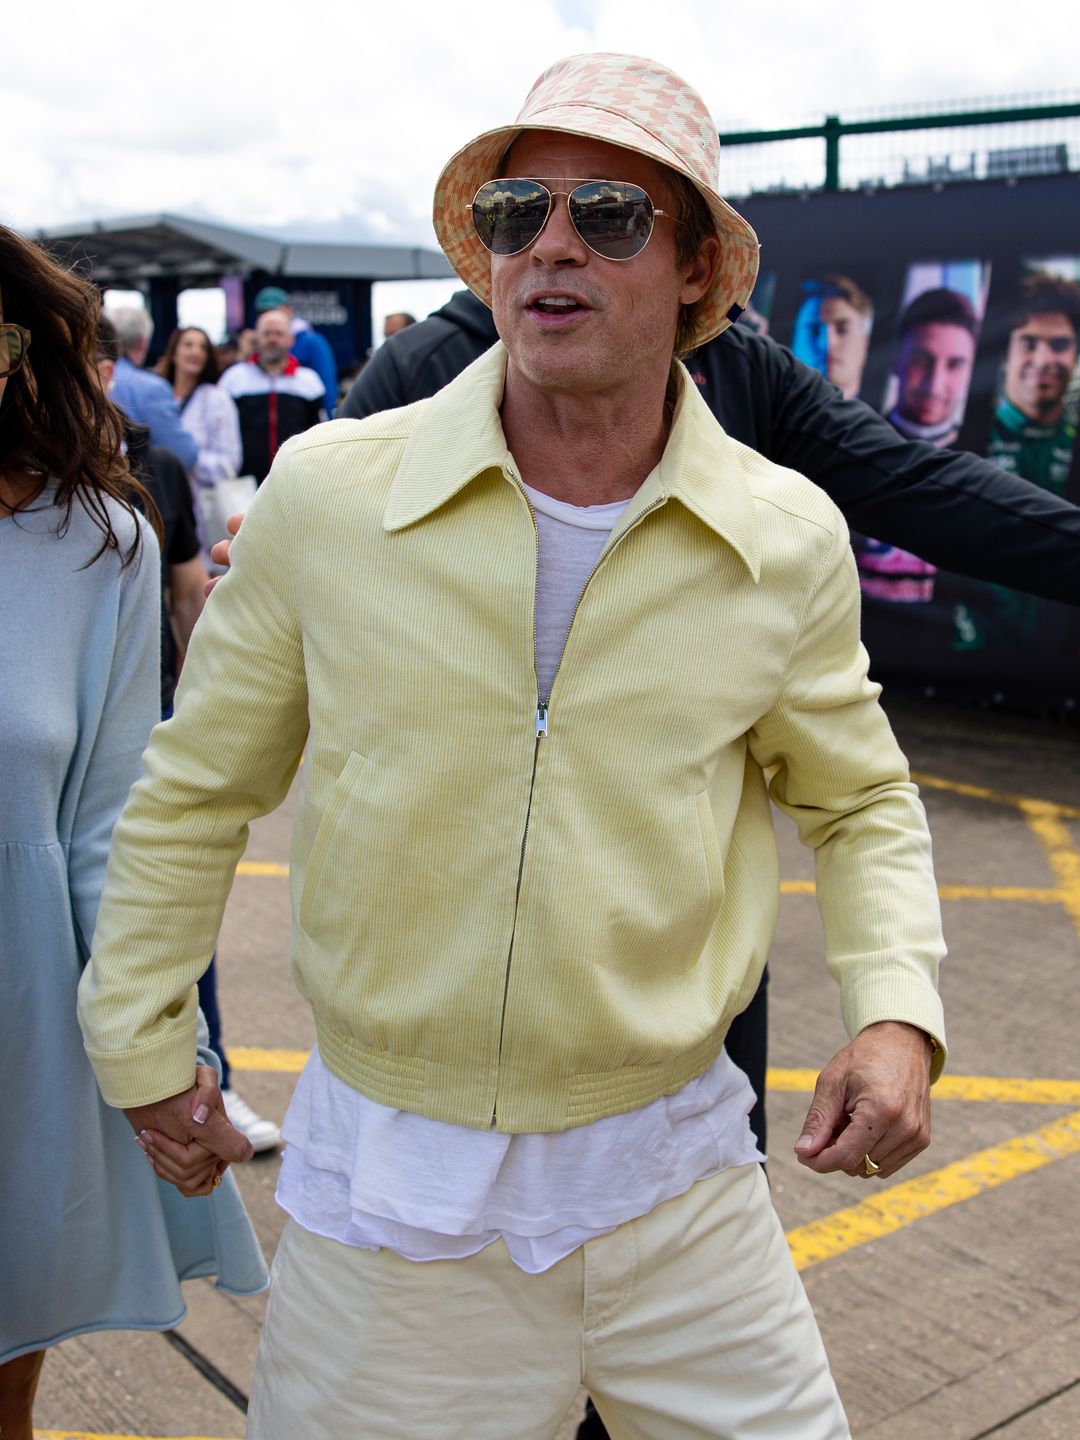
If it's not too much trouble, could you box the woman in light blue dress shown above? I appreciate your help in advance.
[0,224,266,1439]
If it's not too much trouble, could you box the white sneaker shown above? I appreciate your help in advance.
[221,1088,281,1153]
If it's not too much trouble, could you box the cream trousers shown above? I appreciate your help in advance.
[247,1164,850,1439]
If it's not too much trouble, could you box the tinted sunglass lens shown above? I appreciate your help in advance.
[0,328,25,377]
[472,180,551,255]
[569,183,654,259]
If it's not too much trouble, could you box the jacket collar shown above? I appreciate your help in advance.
[384,342,760,580]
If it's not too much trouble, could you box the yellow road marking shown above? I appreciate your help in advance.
[229,1049,1080,1106]
[779,879,1061,902]
[936,883,1061,902]
[232,866,1071,902]
[35,1434,241,1440]
[911,771,1080,820]
[787,1108,1080,1271]
[236,872,1064,901]
[229,1045,310,1072]
[1021,802,1080,939]
[767,1068,1080,1105]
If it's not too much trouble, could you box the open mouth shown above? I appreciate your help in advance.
[528,296,587,317]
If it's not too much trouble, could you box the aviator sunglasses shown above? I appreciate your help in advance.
[469,178,680,262]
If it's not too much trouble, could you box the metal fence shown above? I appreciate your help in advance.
[716,93,1080,198]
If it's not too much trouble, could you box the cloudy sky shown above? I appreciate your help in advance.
[7,0,1078,330]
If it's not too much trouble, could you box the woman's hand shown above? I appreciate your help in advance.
[126,1064,254,1197]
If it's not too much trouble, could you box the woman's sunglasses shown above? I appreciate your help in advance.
[469,178,678,262]
[0,323,31,379]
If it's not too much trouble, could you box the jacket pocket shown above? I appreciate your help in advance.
[298,751,372,935]
[691,788,725,953]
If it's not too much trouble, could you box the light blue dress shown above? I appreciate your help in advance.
[0,491,267,1364]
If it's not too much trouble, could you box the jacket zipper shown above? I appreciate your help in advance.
[491,473,665,1125]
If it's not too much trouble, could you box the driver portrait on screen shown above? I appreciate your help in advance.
[988,271,1080,496]
[888,287,979,448]
[790,274,873,399]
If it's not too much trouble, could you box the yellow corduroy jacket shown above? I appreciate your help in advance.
[79,343,946,1132]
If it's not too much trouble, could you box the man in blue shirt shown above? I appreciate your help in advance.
[108,307,198,471]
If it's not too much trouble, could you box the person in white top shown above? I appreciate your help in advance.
[156,325,242,497]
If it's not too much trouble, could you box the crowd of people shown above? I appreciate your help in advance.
[2,47,1080,1440]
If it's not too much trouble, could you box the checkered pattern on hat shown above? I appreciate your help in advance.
[433,53,759,350]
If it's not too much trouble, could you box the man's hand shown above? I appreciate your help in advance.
[125,1065,254,1197]
[202,512,245,597]
[794,1021,934,1180]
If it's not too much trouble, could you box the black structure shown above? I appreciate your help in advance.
[35,213,454,366]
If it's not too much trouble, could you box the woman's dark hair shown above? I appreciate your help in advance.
[0,223,157,565]
[155,325,220,387]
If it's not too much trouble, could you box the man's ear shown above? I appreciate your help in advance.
[680,235,721,307]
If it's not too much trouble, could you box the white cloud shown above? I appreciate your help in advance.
[5,0,1078,240]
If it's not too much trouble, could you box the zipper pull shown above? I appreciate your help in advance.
[536,701,548,738]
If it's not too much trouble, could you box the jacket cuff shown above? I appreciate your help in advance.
[85,1020,200,1109]
[842,977,947,1083]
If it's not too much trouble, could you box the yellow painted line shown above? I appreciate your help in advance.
[238,868,1066,905]
[935,1075,1080,1104]
[229,1045,310,1073]
[229,1049,1080,1106]
[911,770,1080,820]
[787,1108,1080,1271]
[937,882,1061,903]
[780,879,1061,903]
[766,1068,1080,1105]
[35,1434,241,1440]
[1021,802,1080,939]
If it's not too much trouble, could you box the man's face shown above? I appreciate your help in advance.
[895,322,975,428]
[817,295,869,399]
[255,311,292,364]
[489,131,712,401]
[1003,312,1078,420]
[384,313,410,339]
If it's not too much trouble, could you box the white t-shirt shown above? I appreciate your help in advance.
[277,478,764,1273]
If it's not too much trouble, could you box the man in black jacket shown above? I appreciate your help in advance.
[343,288,1080,603]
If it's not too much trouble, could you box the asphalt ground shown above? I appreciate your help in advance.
[32,691,1080,1439]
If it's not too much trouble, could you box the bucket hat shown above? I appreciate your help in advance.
[432,52,760,350]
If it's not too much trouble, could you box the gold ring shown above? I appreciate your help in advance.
[212,1172,223,1188]
[863,1153,881,1177]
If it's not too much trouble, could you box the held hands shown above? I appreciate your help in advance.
[202,512,244,597]
[125,1064,254,1197]
[794,1021,934,1181]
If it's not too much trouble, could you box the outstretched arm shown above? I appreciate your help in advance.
[745,334,1080,603]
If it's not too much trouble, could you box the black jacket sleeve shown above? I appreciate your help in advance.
[699,329,1080,605]
[340,341,413,419]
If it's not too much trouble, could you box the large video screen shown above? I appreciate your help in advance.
[739,175,1080,705]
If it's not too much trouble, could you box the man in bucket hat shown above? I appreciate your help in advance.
[81,53,945,1438]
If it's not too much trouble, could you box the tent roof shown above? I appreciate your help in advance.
[35,213,454,284]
